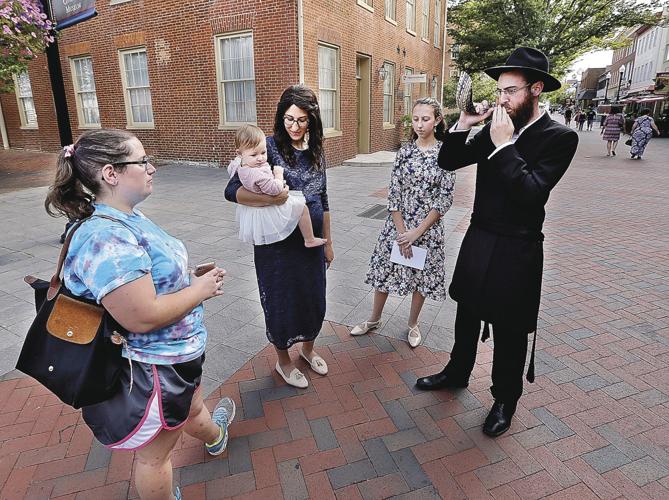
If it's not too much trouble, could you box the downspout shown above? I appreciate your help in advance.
[298,0,305,84]
[440,1,448,107]
[0,101,8,149]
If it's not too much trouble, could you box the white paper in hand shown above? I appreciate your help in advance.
[390,241,427,270]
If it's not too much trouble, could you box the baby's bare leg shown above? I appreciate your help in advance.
[298,206,327,247]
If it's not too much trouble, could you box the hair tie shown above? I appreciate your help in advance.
[63,144,75,158]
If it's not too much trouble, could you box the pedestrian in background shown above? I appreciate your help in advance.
[45,129,234,500]
[351,98,455,348]
[224,85,332,389]
[601,107,625,156]
[586,108,596,131]
[630,108,660,160]
[576,109,586,131]
[564,106,572,127]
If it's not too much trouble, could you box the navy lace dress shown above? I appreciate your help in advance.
[224,136,328,349]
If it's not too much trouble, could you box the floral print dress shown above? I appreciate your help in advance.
[630,115,655,157]
[365,141,455,300]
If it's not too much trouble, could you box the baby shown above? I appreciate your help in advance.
[230,124,327,247]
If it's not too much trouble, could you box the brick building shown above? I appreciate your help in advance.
[0,0,447,167]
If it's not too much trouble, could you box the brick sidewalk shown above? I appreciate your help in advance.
[0,131,668,498]
[1,318,667,499]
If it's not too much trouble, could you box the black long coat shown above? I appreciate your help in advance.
[439,113,578,333]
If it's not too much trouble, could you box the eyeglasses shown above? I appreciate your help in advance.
[284,115,309,128]
[495,83,532,97]
[112,155,154,171]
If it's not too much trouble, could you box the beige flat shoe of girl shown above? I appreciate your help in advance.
[350,320,380,336]
[275,362,308,389]
[408,325,422,348]
[300,351,328,375]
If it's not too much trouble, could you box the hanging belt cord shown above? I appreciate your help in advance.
[480,321,537,383]
[526,330,537,383]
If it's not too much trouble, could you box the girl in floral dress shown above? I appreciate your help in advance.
[351,98,455,347]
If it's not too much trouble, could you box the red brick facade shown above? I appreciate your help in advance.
[0,0,446,167]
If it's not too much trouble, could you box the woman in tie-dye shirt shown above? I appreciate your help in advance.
[45,129,233,500]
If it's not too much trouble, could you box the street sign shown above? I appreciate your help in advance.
[401,74,427,84]
[50,0,97,31]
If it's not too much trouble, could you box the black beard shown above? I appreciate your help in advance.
[509,94,535,130]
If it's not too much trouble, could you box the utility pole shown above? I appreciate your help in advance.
[40,0,72,146]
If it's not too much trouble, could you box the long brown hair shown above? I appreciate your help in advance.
[45,129,136,220]
[273,85,325,170]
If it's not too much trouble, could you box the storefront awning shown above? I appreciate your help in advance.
[577,90,597,100]
[638,96,667,103]
[621,95,668,104]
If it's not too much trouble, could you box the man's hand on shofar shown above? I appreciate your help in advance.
[490,105,515,147]
[457,103,493,130]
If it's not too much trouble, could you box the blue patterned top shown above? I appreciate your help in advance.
[266,136,329,211]
[63,203,206,365]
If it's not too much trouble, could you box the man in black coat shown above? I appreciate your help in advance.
[416,48,578,437]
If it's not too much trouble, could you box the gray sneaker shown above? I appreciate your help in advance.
[205,397,236,456]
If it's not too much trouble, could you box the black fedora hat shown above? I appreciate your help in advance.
[484,47,561,92]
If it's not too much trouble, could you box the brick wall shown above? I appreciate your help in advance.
[304,0,445,166]
[0,56,60,151]
[0,0,445,167]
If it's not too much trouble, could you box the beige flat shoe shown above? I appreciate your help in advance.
[275,362,308,389]
[408,324,422,348]
[300,350,328,375]
[350,319,380,336]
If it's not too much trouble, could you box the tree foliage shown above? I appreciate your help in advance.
[448,0,664,76]
[0,0,54,91]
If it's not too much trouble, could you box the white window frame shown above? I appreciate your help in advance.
[215,31,258,128]
[434,0,441,47]
[318,43,340,133]
[357,0,374,13]
[118,47,154,128]
[385,0,396,23]
[451,44,460,61]
[404,67,413,114]
[406,0,416,34]
[383,62,395,126]
[431,75,439,99]
[14,72,38,129]
[70,56,101,129]
[421,0,429,41]
[419,71,427,97]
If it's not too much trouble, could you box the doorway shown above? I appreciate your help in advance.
[356,54,371,154]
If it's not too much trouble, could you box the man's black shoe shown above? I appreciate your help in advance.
[482,401,516,437]
[415,371,468,391]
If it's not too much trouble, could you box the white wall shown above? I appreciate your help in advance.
[630,26,663,93]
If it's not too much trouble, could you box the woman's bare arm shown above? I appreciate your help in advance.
[101,269,224,333]
[236,186,290,207]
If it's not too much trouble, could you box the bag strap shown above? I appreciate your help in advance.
[46,214,128,301]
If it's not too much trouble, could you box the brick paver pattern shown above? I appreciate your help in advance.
[0,130,668,498]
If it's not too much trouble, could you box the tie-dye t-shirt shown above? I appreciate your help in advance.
[63,203,206,365]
